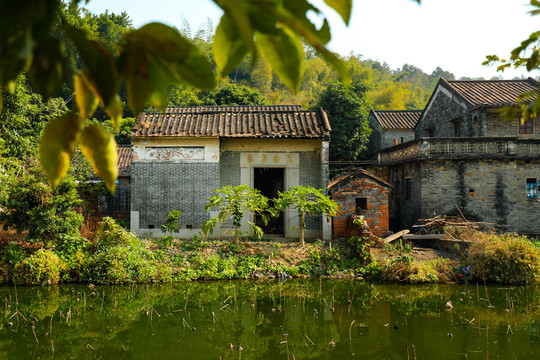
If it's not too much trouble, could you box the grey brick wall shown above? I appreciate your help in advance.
[382,159,540,234]
[131,162,219,229]
[416,90,471,138]
[99,184,130,216]
[220,152,241,187]
[300,151,322,230]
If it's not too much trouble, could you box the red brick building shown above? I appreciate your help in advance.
[328,169,392,238]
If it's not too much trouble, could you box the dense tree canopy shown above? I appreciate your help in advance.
[316,79,372,161]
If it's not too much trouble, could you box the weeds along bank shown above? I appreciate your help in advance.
[0,217,539,286]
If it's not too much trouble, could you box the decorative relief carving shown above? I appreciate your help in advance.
[146,147,204,161]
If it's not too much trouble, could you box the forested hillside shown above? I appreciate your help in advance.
[0,4,511,163]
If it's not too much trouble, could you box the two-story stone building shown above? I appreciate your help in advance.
[130,105,332,240]
[375,78,540,234]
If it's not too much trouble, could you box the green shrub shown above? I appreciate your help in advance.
[54,234,89,256]
[14,249,66,285]
[95,217,134,247]
[347,237,373,264]
[88,217,170,284]
[1,242,28,266]
[465,234,540,284]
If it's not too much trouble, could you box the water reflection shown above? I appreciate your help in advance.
[0,280,538,359]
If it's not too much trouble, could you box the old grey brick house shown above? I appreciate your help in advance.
[129,105,332,240]
[366,110,421,158]
[374,78,540,234]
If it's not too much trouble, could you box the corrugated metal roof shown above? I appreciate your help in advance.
[117,145,132,177]
[132,106,331,139]
[371,110,422,130]
[444,78,538,107]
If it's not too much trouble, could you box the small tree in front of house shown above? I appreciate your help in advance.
[273,186,338,247]
[160,210,182,247]
[203,185,269,245]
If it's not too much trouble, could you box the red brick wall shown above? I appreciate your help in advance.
[330,177,390,238]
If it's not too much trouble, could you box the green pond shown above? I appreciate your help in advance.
[0,280,538,359]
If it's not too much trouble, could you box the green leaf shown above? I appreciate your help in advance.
[323,0,352,25]
[122,23,216,113]
[64,25,121,118]
[80,124,118,193]
[214,14,251,76]
[29,35,66,99]
[74,72,99,121]
[122,47,150,114]
[39,111,83,189]
[105,94,123,131]
[256,29,304,93]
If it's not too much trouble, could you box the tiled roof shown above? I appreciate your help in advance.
[117,145,132,177]
[328,168,391,190]
[371,110,421,130]
[132,106,331,139]
[442,77,539,107]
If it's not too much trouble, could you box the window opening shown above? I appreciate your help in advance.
[527,178,538,199]
[428,129,435,137]
[405,179,412,200]
[454,119,462,137]
[519,117,534,134]
[355,198,368,214]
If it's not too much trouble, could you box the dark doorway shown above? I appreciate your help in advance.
[254,168,284,235]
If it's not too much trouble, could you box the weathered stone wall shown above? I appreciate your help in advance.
[378,159,540,234]
[131,162,219,230]
[330,176,390,237]
[418,159,540,233]
[367,115,415,158]
[375,162,423,231]
[300,151,322,230]
[99,183,131,216]
[485,111,540,138]
[220,152,240,186]
[366,115,383,158]
[416,86,471,138]
[381,130,416,149]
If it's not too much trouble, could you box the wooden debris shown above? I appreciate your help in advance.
[383,230,410,244]
[413,214,491,234]
[403,234,446,241]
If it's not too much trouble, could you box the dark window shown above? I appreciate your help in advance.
[454,119,462,137]
[405,179,412,200]
[527,178,538,199]
[519,117,534,134]
[148,224,155,229]
[428,129,435,137]
[355,198,368,214]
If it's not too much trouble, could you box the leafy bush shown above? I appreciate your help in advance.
[160,209,182,247]
[347,237,373,264]
[0,160,83,247]
[87,217,171,284]
[14,249,66,285]
[95,217,133,247]
[464,234,540,284]
[1,242,28,266]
